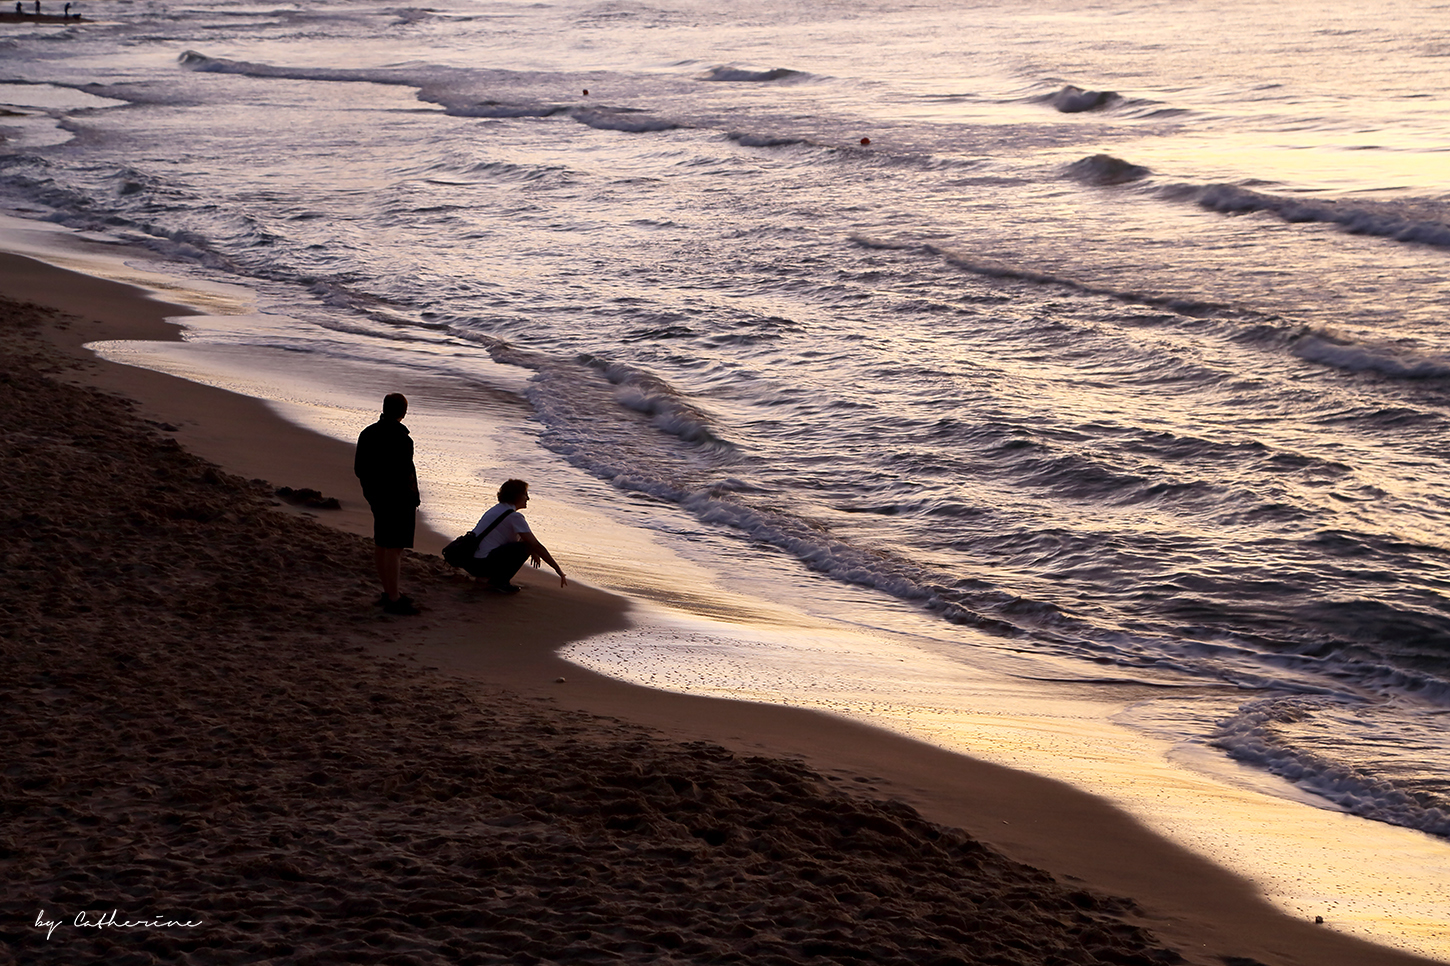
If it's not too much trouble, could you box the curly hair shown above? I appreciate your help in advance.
[497,479,529,504]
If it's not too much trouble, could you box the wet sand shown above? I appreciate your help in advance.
[1,249,1439,966]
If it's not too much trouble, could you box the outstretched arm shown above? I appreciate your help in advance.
[521,532,568,587]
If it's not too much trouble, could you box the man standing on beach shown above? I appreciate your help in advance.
[467,479,568,593]
[354,393,421,615]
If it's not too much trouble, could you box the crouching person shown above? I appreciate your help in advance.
[467,479,568,593]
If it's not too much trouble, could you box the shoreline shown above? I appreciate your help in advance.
[1,244,1440,966]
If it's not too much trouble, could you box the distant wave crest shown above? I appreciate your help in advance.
[699,65,808,83]
[856,237,1232,318]
[572,108,682,133]
[178,51,405,85]
[1293,334,1450,379]
[437,100,567,119]
[179,51,570,125]
[1178,182,1450,249]
[853,234,1450,382]
[727,131,815,149]
[1045,84,1120,113]
[1063,152,1450,252]
[1065,154,1151,185]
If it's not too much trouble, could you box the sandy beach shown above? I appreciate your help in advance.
[1,249,1440,966]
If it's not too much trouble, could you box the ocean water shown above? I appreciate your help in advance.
[5,0,1450,953]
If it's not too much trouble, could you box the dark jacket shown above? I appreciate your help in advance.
[354,418,419,507]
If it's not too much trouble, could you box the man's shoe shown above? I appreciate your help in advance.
[383,596,422,615]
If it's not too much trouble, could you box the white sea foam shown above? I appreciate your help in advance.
[1213,695,1450,837]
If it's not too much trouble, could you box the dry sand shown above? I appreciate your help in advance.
[1,251,1439,966]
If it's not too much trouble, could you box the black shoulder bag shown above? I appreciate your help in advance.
[441,509,516,569]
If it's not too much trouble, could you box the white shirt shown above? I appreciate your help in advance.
[471,502,531,558]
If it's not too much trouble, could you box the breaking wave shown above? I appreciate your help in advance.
[699,65,810,83]
[1214,695,1450,838]
[1170,182,1450,248]
[1041,84,1121,113]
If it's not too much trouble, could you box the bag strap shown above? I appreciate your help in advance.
[475,507,516,540]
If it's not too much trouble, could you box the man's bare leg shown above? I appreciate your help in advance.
[375,546,404,601]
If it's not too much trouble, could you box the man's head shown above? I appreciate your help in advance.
[382,393,408,420]
[497,479,529,506]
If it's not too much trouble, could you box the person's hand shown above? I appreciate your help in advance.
[558,573,569,588]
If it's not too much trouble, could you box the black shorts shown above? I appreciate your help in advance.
[464,542,529,583]
[370,502,416,549]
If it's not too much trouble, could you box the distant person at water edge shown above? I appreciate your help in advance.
[354,393,422,615]
[467,479,568,593]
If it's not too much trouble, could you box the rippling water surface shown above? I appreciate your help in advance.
[5,0,1450,852]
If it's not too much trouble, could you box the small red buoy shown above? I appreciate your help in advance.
[582,89,589,96]
[860,137,871,146]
